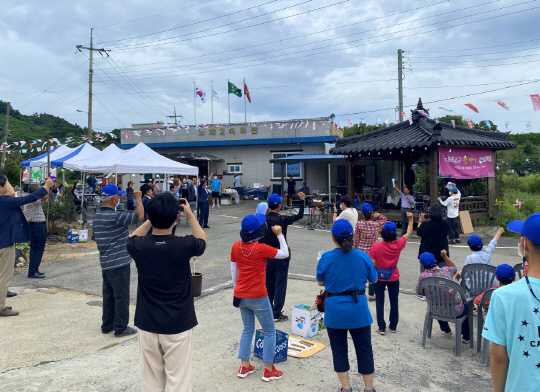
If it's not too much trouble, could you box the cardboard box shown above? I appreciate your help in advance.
[68,230,79,244]
[253,329,288,363]
[291,304,320,338]
[221,198,231,205]
[78,229,88,243]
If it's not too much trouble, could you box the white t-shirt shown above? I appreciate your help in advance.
[440,190,461,218]
[234,176,241,187]
[336,208,359,231]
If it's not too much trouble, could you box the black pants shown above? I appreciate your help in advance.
[437,303,470,340]
[181,189,189,200]
[448,217,460,240]
[327,325,374,374]
[401,208,412,234]
[28,222,47,276]
[198,201,209,227]
[127,201,134,211]
[374,279,400,331]
[101,265,131,334]
[265,256,290,318]
[235,187,242,202]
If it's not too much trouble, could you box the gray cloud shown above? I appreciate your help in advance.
[2,0,539,134]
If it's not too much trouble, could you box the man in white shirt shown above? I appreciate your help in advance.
[233,174,242,204]
[439,186,461,244]
[332,195,358,232]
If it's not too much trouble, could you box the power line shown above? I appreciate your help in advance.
[98,0,281,44]
[408,38,540,53]
[92,0,216,29]
[110,0,349,50]
[101,1,537,81]
[98,0,450,71]
[335,79,540,117]
[413,52,540,64]
[18,60,88,111]
[94,94,127,128]
[37,75,89,114]
[408,44,540,59]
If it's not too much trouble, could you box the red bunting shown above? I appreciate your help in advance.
[465,103,479,113]
[467,120,473,129]
[531,94,540,111]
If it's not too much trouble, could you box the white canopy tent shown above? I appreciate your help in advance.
[68,142,199,175]
[50,143,101,168]
[20,144,77,167]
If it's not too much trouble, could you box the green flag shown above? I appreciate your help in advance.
[228,81,242,98]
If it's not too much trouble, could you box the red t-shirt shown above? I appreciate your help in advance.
[231,241,278,299]
[368,237,407,281]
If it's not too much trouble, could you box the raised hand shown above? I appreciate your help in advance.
[272,225,283,236]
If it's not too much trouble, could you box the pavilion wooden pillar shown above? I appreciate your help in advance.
[429,147,439,206]
[347,156,355,197]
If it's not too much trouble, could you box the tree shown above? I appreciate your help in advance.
[476,120,499,132]
[435,115,467,127]
[343,123,386,138]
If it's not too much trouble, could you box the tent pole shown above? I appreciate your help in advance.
[19,167,22,196]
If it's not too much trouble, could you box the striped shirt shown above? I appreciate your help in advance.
[24,200,46,223]
[93,207,139,270]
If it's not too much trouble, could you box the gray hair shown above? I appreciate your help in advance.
[102,196,115,203]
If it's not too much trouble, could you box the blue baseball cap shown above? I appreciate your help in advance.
[450,187,458,193]
[361,203,372,214]
[468,234,483,248]
[101,184,125,197]
[331,219,354,237]
[382,221,397,233]
[507,212,540,245]
[419,252,437,268]
[241,214,266,233]
[256,202,268,215]
[495,264,516,281]
[268,193,283,205]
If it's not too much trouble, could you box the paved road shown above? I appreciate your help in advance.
[11,201,522,301]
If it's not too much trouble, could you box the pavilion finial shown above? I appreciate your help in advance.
[417,98,424,110]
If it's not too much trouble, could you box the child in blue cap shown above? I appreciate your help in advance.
[473,264,516,311]
[464,227,505,267]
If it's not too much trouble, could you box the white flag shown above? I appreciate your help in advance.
[211,84,219,101]
[194,86,206,104]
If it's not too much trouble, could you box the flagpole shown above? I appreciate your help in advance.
[243,77,246,124]
[193,82,196,125]
[211,80,214,124]
[228,79,230,123]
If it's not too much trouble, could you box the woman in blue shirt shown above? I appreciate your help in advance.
[317,219,378,392]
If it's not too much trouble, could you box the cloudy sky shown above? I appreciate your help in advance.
[2,0,539,133]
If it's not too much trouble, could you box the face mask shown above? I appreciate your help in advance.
[449,192,452,196]
[214,177,217,180]
[517,241,524,258]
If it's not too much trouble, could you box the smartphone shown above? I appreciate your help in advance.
[179,199,186,211]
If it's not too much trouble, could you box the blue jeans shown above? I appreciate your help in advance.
[374,279,400,331]
[238,297,276,364]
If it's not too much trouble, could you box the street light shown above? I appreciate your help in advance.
[76,109,91,140]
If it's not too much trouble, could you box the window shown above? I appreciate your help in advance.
[272,153,302,179]
[228,164,242,174]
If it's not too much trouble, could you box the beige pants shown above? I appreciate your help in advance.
[0,245,15,310]
[138,328,194,392]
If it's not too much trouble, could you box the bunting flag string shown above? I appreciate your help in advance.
[467,120,473,129]
[438,107,453,112]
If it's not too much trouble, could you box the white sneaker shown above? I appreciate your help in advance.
[212,205,215,209]
[415,294,426,301]
[218,205,220,208]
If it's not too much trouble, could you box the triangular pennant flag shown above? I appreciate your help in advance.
[451,120,456,128]
[465,103,479,113]
[467,120,473,129]
[531,94,540,111]
[495,99,510,111]
[305,120,309,128]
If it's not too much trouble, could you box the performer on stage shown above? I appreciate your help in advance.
[439,186,461,244]
[394,185,415,235]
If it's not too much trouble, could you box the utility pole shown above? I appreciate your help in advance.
[76,28,109,141]
[398,49,404,123]
[166,106,182,126]
[1,102,10,168]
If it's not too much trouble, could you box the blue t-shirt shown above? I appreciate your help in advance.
[316,248,377,329]
[210,178,221,192]
[482,277,540,391]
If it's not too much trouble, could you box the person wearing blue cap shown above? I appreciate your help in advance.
[317,218,378,392]
[464,228,505,267]
[369,212,413,335]
[354,203,387,301]
[231,214,289,382]
[93,184,144,337]
[259,191,305,322]
[416,250,470,343]
[473,264,516,311]
[438,186,461,244]
[483,212,540,392]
